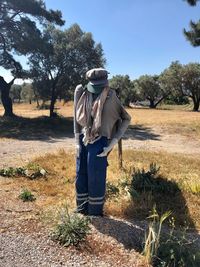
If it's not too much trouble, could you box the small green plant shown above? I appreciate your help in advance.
[0,167,26,177]
[0,164,47,179]
[19,188,36,202]
[51,207,91,247]
[106,181,120,199]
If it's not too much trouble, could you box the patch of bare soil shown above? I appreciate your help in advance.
[124,125,200,155]
[1,125,200,169]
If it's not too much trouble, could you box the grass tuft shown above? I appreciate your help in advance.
[51,206,91,247]
[19,188,36,202]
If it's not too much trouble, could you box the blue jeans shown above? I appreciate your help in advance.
[75,134,108,215]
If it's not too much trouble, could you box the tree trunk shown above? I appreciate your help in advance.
[149,99,156,108]
[192,97,200,111]
[49,86,57,117]
[0,77,15,117]
[118,139,123,169]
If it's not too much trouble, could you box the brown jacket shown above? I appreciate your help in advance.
[74,85,131,140]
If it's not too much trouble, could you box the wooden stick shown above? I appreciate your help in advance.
[118,138,123,169]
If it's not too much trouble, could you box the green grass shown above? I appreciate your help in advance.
[19,188,36,202]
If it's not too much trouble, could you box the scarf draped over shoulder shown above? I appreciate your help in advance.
[76,86,110,145]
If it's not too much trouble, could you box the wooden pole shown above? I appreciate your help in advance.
[118,138,123,169]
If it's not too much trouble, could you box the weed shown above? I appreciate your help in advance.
[0,164,47,179]
[143,207,200,267]
[19,188,36,202]
[0,167,26,177]
[25,163,47,179]
[51,206,91,247]
[143,206,172,263]
[106,181,120,199]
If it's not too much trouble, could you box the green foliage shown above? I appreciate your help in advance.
[143,207,200,267]
[109,75,137,106]
[134,75,168,108]
[157,237,200,267]
[20,83,35,103]
[10,84,22,102]
[160,61,200,111]
[164,94,189,105]
[0,167,26,177]
[184,0,200,46]
[0,164,47,179]
[19,188,36,202]
[129,163,180,196]
[51,207,91,246]
[0,0,64,77]
[187,0,198,6]
[29,24,105,116]
[106,181,120,199]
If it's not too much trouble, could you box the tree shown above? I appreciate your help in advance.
[184,0,200,46]
[186,0,198,6]
[160,61,200,111]
[21,83,35,104]
[134,75,170,108]
[159,61,184,103]
[109,75,137,106]
[29,24,106,117]
[181,63,200,111]
[10,84,22,103]
[0,0,64,116]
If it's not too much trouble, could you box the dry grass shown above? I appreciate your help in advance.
[1,101,200,230]
[3,149,199,231]
[1,101,199,138]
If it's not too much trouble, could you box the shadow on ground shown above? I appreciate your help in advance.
[0,115,74,141]
[123,174,198,233]
[91,216,144,251]
[124,124,161,141]
[0,115,161,142]
[92,176,198,253]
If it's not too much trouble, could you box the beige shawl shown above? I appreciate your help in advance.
[76,86,110,145]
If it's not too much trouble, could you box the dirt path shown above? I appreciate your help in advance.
[0,126,200,168]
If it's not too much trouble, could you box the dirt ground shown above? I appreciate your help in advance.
[0,125,200,168]
[0,103,200,267]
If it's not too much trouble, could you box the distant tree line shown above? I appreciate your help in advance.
[109,61,200,111]
[1,0,200,116]
[8,60,200,112]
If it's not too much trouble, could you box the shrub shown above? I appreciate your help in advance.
[0,164,47,179]
[19,188,36,202]
[51,208,91,247]
[0,167,26,177]
[129,163,179,196]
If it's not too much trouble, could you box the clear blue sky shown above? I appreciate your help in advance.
[1,0,200,82]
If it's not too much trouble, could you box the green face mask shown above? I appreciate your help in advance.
[87,83,105,94]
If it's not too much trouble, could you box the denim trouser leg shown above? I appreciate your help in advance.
[87,137,108,215]
[75,135,88,214]
[75,135,108,216]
